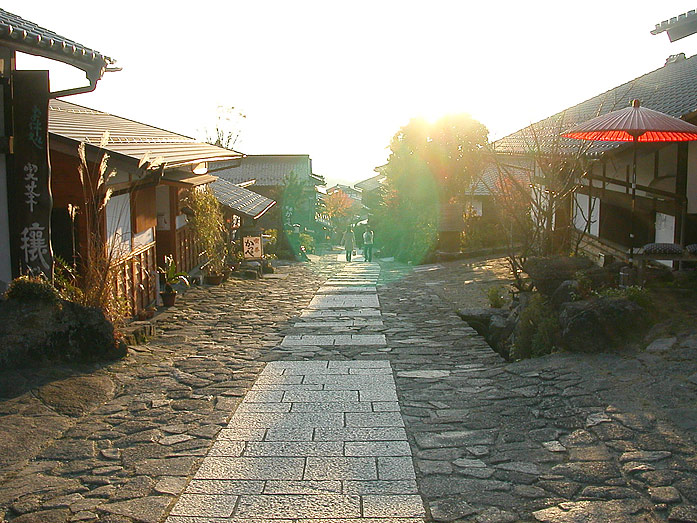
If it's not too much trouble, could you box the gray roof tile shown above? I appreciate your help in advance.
[214,155,319,187]
[210,178,276,219]
[495,53,697,155]
[49,99,243,169]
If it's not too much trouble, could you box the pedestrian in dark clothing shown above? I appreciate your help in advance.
[342,227,355,262]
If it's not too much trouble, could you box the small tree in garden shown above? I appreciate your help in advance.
[485,117,594,290]
[186,186,226,275]
[374,115,489,263]
[325,189,357,236]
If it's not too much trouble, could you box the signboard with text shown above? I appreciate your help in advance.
[242,236,262,259]
[11,70,53,278]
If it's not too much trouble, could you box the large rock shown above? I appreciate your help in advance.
[559,297,647,352]
[0,298,126,369]
[456,308,508,337]
[524,256,594,295]
[552,280,580,307]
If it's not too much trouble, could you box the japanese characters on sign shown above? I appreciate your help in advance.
[23,162,40,212]
[11,71,53,278]
[242,236,262,259]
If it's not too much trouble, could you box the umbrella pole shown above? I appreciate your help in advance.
[629,136,638,265]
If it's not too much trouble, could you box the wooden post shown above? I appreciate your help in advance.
[0,47,14,287]
[675,142,688,246]
[10,70,53,279]
[675,142,689,270]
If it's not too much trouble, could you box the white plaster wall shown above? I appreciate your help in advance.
[655,212,675,243]
[464,199,483,216]
[654,212,676,267]
[657,144,678,185]
[106,193,132,257]
[603,146,666,197]
[574,193,599,237]
[156,185,171,230]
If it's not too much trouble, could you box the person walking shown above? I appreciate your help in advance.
[362,229,374,262]
[342,226,355,262]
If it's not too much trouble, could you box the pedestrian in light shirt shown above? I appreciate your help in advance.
[362,229,374,262]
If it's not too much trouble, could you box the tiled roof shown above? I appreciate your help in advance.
[0,8,114,81]
[49,99,243,169]
[494,53,697,156]
[470,162,532,197]
[210,179,276,219]
[214,155,316,187]
[354,173,386,192]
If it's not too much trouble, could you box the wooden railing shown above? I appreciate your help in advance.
[113,241,157,316]
[176,224,200,273]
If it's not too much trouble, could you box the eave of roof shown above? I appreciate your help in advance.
[161,172,217,187]
[652,10,697,42]
[48,99,243,170]
[210,178,276,219]
[0,8,114,81]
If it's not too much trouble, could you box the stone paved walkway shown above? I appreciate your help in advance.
[2,252,697,522]
[168,262,426,521]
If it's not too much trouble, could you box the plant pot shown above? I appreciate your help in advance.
[160,291,177,307]
[204,274,224,285]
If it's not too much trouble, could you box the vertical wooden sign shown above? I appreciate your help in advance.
[11,70,53,279]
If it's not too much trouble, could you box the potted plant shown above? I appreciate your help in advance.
[185,187,227,285]
[202,249,226,285]
[159,255,190,306]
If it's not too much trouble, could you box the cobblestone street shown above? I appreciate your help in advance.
[1,251,697,522]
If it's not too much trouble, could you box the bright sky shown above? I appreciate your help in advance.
[8,1,697,187]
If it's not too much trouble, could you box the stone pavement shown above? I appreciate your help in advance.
[0,259,335,523]
[168,261,426,521]
[1,252,697,522]
[266,257,697,522]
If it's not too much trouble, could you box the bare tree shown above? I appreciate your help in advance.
[484,115,594,290]
[204,106,246,150]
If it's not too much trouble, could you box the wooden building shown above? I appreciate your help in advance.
[493,53,697,264]
[48,99,243,314]
[0,8,116,289]
[213,155,325,233]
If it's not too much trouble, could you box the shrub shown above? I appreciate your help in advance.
[596,285,652,311]
[462,215,508,250]
[299,232,315,254]
[4,275,60,304]
[512,293,559,359]
[52,256,84,303]
[263,229,278,255]
[487,285,507,308]
[186,186,226,274]
[573,270,592,299]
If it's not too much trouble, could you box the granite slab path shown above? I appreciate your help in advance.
[168,261,427,521]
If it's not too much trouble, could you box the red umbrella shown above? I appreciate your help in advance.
[562,99,697,261]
